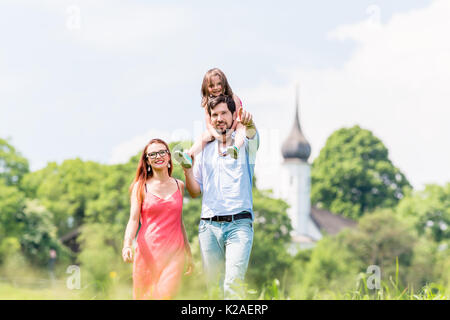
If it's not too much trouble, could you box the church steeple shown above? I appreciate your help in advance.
[281,85,311,161]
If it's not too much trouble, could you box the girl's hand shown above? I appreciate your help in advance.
[229,106,242,131]
[122,246,133,263]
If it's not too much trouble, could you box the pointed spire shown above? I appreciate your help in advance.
[281,84,311,161]
[294,83,301,132]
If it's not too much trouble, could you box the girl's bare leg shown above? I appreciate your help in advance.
[186,130,215,158]
[227,122,245,159]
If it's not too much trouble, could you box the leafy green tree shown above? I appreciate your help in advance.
[85,163,135,226]
[0,138,29,186]
[248,189,293,288]
[20,199,69,266]
[293,236,360,298]
[0,181,26,238]
[340,209,417,287]
[406,236,441,289]
[78,223,120,297]
[19,162,58,199]
[396,183,450,243]
[83,161,140,259]
[180,197,202,242]
[0,181,26,264]
[21,159,105,237]
[311,125,411,220]
[0,237,21,266]
[0,181,67,267]
[433,241,450,290]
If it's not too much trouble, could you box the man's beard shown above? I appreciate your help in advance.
[215,122,230,135]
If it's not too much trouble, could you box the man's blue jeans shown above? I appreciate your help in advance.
[198,217,254,299]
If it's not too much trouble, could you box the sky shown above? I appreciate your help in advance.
[1,0,448,191]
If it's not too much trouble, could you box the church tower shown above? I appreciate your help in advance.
[278,87,321,242]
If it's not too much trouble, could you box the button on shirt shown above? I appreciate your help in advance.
[193,130,260,220]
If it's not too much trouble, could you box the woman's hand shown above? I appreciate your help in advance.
[184,251,194,276]
[122,246,133,263]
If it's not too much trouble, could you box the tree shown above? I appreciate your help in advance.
[396,183,450,243]
[311,125,411,220]
[20,199,69,266]
[0,181,26,264]
[77,223,119,297]
[0,138,29,186]
[293,236,360,298]
[0,181,67,267]
[340,209,417,287]
[21,159,106,237]
[85,163,135,227]
[0,181,26,238]
[247,189,293,288]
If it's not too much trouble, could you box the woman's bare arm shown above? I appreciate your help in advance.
[122,183,141,262]
[179,180,194,275]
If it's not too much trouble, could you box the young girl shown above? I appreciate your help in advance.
[174,68,245,168]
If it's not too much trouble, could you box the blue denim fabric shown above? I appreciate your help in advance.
[198,217,254,299]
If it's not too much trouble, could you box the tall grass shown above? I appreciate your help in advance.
[1,278,448,300]
[0,257,448,300]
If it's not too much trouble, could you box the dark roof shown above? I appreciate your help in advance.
[281,91,311,161]
[59,227,81,243]
[310,206,357,235]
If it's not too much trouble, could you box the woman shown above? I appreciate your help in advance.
[122,138,193,300]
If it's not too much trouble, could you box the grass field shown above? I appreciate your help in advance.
[1,277,448,300]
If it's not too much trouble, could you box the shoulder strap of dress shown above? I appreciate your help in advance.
[174,178,180,191]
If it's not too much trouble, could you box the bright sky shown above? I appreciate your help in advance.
[1,0,448,190]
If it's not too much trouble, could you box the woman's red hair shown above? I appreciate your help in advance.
[129,138,173,206]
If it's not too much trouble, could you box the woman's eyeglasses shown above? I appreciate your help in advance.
[146,150,169,159]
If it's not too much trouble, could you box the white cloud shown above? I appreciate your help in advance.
[252,0,450,190]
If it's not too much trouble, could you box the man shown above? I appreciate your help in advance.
[183,95,259,299]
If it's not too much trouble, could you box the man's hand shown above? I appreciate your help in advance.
[182,154,202,198]
[182,153,194,172]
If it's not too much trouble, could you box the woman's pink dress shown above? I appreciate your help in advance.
[133,179,185,300]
